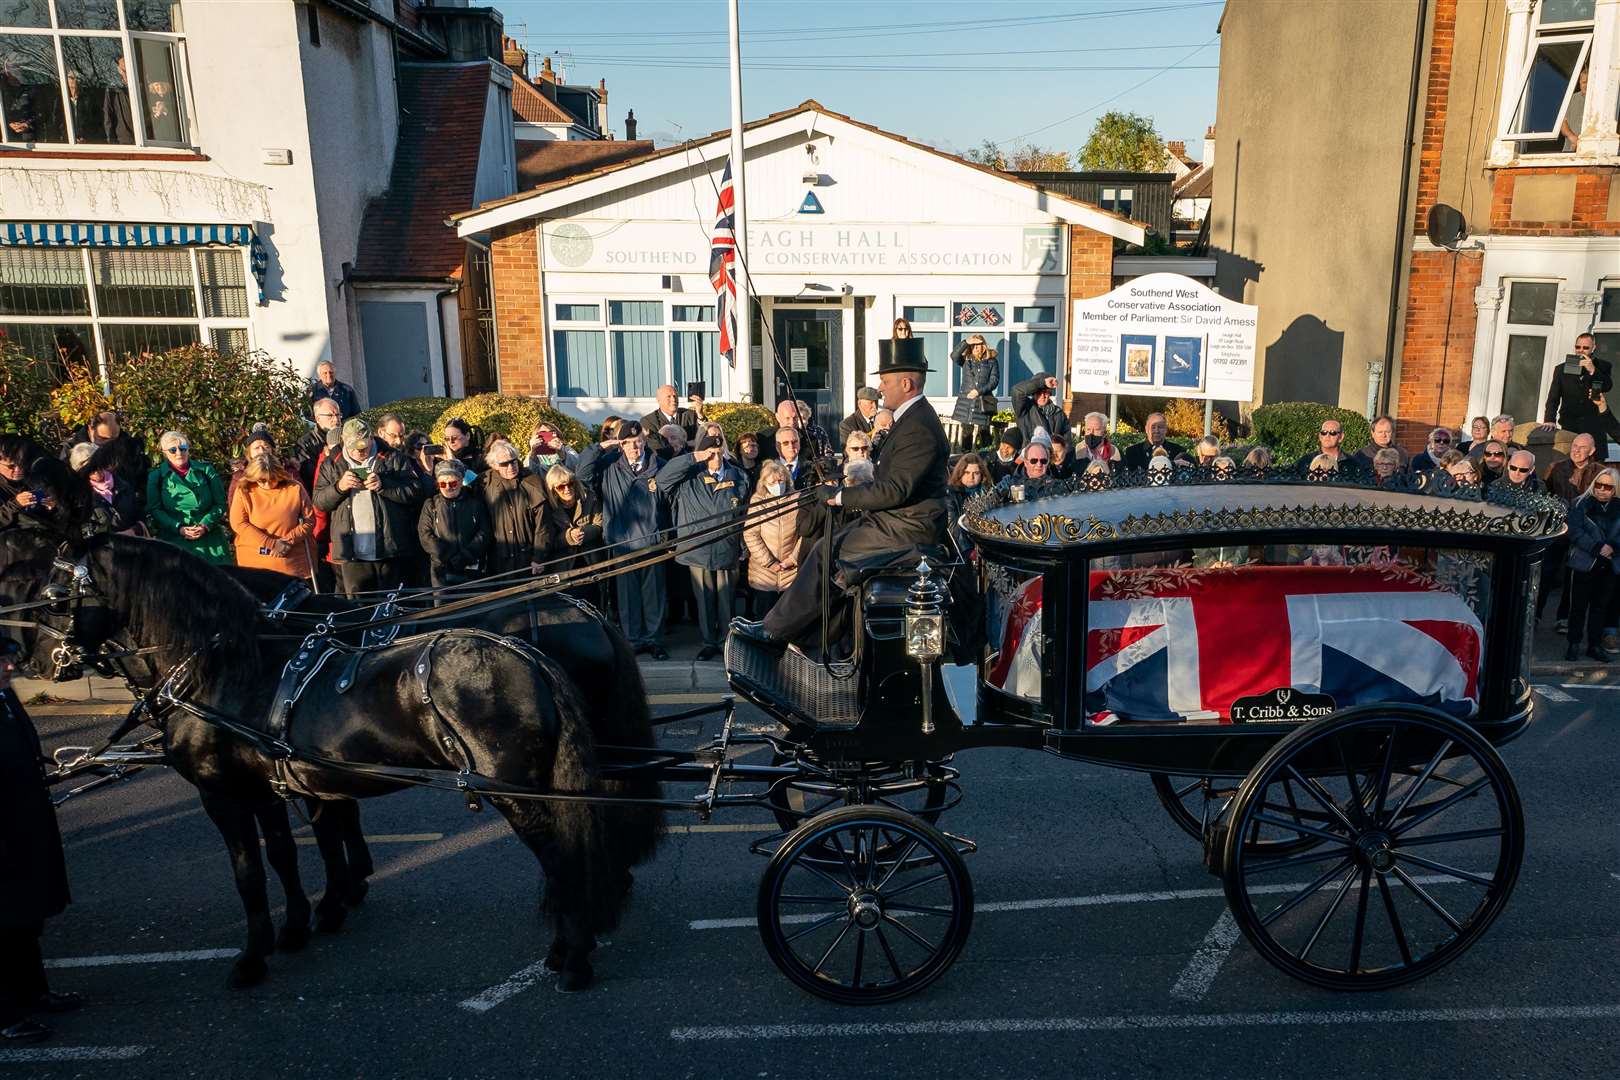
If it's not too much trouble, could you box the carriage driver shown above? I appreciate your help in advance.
[734,337,950,653]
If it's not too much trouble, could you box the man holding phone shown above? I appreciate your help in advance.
[1540,333,1614,460]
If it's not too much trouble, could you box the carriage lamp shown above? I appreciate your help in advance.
[906,559,949,735]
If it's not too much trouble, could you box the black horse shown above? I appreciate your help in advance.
[26,533,661,991]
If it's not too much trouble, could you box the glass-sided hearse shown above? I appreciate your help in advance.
[727,468,1565,1003]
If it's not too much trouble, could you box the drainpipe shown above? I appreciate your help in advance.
[435,284,458,397]
[1380,0,1429,420]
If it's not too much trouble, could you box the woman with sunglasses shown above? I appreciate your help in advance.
[539,464,604,605]
[1564,467,1620,662]
[481,439,549,578]
[417,460,491,588]
[145,431,232,564]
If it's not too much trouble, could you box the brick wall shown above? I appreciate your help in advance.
[489,221,547,399]
[1067,225,1115,416]
[1411,0,1458,231]
[1395,248,1483,448]
[1488,167,1620,236]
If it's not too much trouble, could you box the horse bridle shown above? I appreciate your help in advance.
[39,548,164,687]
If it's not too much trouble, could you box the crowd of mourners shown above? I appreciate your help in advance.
[4,354,1620,667]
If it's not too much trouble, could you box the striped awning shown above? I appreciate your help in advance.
[0,222,252,248]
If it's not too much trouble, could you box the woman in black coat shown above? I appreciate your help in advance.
[950,334,999,454]
[1,637,78,1043]
[417,462,491,587]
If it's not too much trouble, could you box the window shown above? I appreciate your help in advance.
[549,298,720,399]
[1594,281,1620,381]
[899,299,1063,399]
[0,245,251,378]
[1100,187,1135,218]
[1501,0,1595,152]
[0,0,188,148]
[1498,280,1559,423]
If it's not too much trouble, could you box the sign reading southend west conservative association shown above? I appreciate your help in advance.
[1070,273,1258,401]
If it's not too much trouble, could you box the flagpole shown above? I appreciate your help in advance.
[727,0,752,401]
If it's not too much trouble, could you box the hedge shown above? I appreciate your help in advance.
[701,401,776,447]
[1250,402,1371,461]
[359,396,455,436]
[0,340,67,447]
[431,394,592,454]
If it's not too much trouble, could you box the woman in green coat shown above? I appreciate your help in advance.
[145,430,233,564]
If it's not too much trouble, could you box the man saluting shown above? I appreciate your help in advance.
[735,337,948,652]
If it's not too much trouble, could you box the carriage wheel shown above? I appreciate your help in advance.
[1150,773,1333,858]
[766,755,949,840]
[1222,705,1523,991]
[757,804,972,1005]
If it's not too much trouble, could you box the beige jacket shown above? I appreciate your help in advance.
[744,494,801,591]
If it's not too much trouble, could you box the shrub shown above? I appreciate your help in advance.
[48,346,308,468]
[431,394,591,454]
[1250,402,1371,461]
[1,336,70,447]
[360,396,454,436]
[1160,397,1231,442]
[701,401,775,446]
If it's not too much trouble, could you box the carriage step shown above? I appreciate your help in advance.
[725,633,860,728]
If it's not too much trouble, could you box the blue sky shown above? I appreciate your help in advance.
[499,0,1222,159]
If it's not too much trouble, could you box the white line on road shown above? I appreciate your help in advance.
[688,876,1465,931]
[289,832,442,846]
[0,1045,150,1062]
[1556,682,1620,691]
[457,959,553,1013]
[1168,910,1239,1002]
[45,948,237,969]
[669,1004,1620,1042]
[668,822,777,834]
[1534,684,1577,702]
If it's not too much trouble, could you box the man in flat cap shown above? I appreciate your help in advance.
[838,385,882,447]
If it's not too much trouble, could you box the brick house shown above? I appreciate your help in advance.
[450,100,1143,432]
[1211,0,1619,446]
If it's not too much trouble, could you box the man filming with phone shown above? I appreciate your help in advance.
[1539,333,1614,460]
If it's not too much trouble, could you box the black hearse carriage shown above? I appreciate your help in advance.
[727,467,1564,1003]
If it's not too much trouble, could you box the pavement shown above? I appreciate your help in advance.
[11,674,1620,1078]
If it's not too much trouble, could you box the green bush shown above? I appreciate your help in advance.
[431,394,591,453]
[360,396,454,435]
[701,401,775,446]
[0,337,68,447]
[48,346,308,468]
[1250,402,1371,461]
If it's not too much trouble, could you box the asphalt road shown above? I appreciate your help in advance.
[11,679,1620,1079]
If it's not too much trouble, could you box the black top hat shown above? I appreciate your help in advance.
[876,337,930,374]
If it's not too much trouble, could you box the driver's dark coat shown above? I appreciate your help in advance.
[835,396,950,561]
[0,688,69,927]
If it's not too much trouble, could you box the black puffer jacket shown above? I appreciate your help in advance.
[417,493,491,585]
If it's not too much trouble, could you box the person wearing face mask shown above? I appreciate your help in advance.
[229,447,315,579]
[1564,467,1620,661]
[657,431,751,661]
[1071,411,1116,465]
[743,461,800,619]
[575,420,670,659]
[525,422,577,477]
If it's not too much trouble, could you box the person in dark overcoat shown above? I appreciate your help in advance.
[837,387,881,448]
[657,431,751,660]
[1012,371,1071,446]
[480,440,549,577]
[743,338,949,651]
[950,334,999,453]
[1540,333,1614,461]
[417,461,491,587]
[0,637,79,1043]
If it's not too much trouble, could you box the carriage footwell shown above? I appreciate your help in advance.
[724,634,860,727]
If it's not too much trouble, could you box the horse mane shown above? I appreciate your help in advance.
[94,534,264,690]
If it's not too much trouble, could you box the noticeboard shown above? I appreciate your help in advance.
[1070,273,1258,401]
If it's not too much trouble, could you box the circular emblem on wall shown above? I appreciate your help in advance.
[548,223,593,268]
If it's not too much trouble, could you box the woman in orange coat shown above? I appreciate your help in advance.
[229,449,315,580]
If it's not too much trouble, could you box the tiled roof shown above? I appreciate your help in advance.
[1174,165,1213,200]
[354,64,490,282]
[512,76,574,126]
[517,139,656,188]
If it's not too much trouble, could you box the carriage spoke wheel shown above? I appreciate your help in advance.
[767,755,950,862]
[1222,705,1523,990]
[757,805,972,1004]
[1150,772,1326,858]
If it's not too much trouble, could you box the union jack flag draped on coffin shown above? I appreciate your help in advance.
[987,563,1485,723]
[709,158,738,365]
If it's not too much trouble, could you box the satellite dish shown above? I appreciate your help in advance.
[1426,204,1468,250]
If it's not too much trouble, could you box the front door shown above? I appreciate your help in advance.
[772,307,842,435]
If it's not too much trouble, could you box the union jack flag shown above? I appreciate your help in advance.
[709,158,738,365]
[980,306,1002,326]
[987,564,1484,723]
[958,305,980,326]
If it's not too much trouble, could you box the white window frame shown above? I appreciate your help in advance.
[548,295,721,399]
[0,245,253,381]
[895,295,1066,398]
[1489,277,1563,418]
[1593,276,1620,366]
[1500,32,1593,142]
[0,0,194,150]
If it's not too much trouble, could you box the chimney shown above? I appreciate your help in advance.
[1166,139,1186,161]
[625,109,637,141]
[501,35,527,80]
[597,78,609,138]
[537,55,558,100]
[1203,125,1216,171]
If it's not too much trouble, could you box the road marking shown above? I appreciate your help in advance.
[290,832,442,846]
[669,1004,1620,1041]
[1556,682,1620,691]
[0,1046,150,1062]
[1168,910,1239,1002]
[650,694,725,705]
[689,876,1467,931]
[1534,684,1577,702]
[669,822,777,834]
[457,959,553,1014]
[45,948,237,969]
